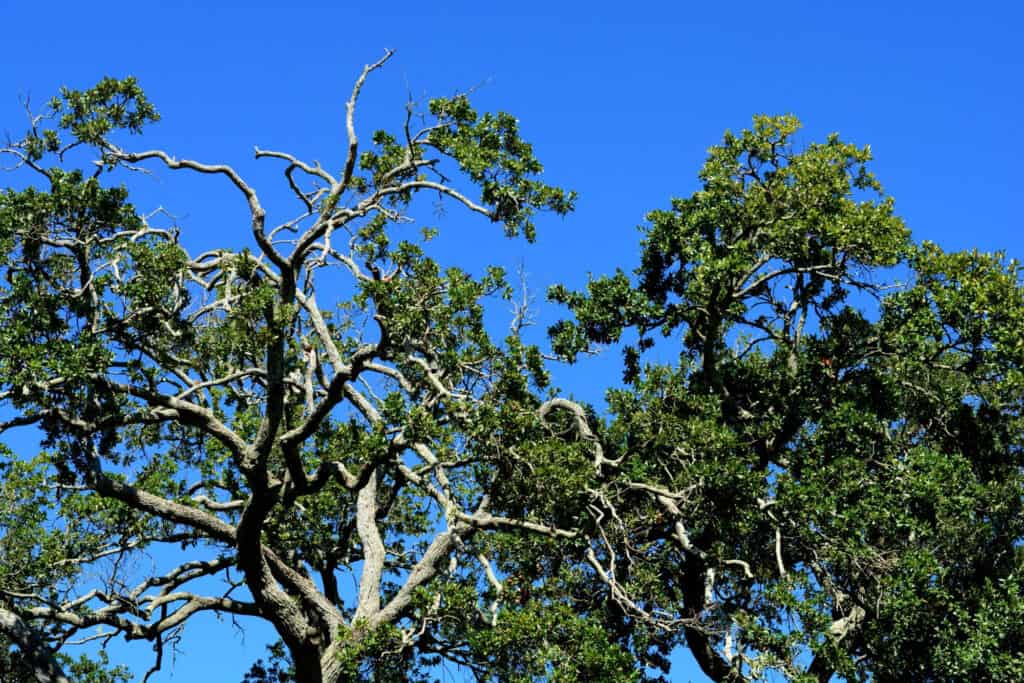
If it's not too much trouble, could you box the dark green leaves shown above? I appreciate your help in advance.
[428,95,576,241]
[548,115,1024,680]
[552,115,911,378]
[51,76,159,145]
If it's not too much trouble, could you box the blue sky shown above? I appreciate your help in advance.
[1,1,1020,680]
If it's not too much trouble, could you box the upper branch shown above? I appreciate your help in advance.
[107,145,288,270]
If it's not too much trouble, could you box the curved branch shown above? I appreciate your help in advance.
[107,145,287,270]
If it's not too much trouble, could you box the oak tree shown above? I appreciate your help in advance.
[2,61,1023,683]
[0,56,637,683]
[550,115,1024,681]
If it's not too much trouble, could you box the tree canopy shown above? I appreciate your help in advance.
[1,58,1022,683]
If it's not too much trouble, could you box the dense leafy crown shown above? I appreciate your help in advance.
[0,61,1022,683]
[550,115,1024,681]
[0,59,639,683]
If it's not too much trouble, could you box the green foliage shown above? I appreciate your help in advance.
[457,600,639,682]
[550,115,1024,680]
[2,72,1020,683]
[0,72,596,683]
[21,76,157,164]
[427,95,576,241]
[61,650,132,683]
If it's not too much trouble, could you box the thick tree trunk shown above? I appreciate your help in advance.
[0,607,71,683]
[319,645,346,683]
[291,649,324,683]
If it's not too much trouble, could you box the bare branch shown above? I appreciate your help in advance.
[106,145,288,270]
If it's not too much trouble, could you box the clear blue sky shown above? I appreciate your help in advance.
[1,1,1020,680]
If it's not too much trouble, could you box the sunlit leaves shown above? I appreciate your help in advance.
[548,116,1024,679]
[428,95,575,241]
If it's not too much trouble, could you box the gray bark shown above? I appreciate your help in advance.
[0,606,70,683]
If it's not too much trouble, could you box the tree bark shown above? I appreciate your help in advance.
[0,607,71,683]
